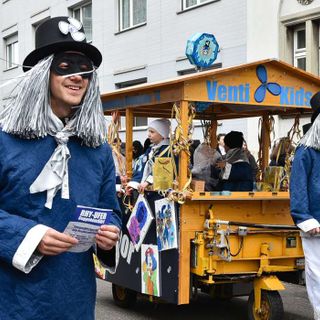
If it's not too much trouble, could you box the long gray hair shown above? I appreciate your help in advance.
[299,113,320,150]
[0,55,107,147]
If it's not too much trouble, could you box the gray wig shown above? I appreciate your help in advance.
[299,114,320,150]
[0,55,107,147]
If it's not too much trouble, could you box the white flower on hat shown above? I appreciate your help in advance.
[58,17,86,42]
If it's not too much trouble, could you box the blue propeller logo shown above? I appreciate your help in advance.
[254,65,281,103]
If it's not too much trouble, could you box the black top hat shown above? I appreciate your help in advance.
[310,91,320,112]
[23,16,102,72]
[310,91,320,123]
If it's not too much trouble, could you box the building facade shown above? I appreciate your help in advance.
[0,0,319,151]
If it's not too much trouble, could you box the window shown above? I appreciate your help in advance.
[293,26,306,71]
[72,2,92,42]
[134,117,148,127]
[115,77,147,89]
[119,0,146,31]
[182,0,212,10]
[177,63,222,75]
[5,34,18,69]
[115,77,148,127]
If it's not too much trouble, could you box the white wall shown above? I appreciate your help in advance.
[280,0,320,17]
[246,0,281,61]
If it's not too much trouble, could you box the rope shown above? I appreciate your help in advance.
[165,102,196,204]
[257,115,274,181]
[200,119,212,145]
[282,114,301,190]
[107,111,126,177]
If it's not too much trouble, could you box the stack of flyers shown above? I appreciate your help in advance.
[64,205,112,253]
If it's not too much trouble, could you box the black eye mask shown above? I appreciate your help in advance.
[51,53,94,79]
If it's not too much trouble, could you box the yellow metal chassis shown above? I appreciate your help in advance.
[178,192,304,306]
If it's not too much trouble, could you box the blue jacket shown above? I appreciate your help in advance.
[290,146,320,226]
[0,131,121,320]
[222,162,253,191]
[212,161,253,191]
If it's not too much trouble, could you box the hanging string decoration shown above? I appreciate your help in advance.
[257,115,275,182]
[107,111,126,177]
[164,102,196,204]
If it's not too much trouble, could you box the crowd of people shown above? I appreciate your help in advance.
[113,120,297,194]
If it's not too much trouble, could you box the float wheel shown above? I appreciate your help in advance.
[248,290,284,320]
[112,284,137,308]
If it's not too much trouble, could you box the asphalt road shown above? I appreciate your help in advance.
[95,280,314,320]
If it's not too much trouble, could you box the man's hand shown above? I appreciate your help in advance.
[138,181,149,193]
[120,175,128,185]
[37,228,78,255]
[96,225,120,251]
[309,227,320,235]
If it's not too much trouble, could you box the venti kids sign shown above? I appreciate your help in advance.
[188,63,315,108]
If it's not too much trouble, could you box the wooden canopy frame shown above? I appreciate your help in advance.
[101,59,320,183]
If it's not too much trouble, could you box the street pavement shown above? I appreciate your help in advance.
[95,280,314,320]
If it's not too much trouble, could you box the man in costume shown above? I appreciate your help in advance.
[0,16,121,320]
[290,91,320,320]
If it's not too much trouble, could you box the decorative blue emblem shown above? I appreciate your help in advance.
[254,65,281,103]
[185,33,219,68]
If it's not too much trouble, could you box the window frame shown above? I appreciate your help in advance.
[293,25,306,71]
[182,0,213,10]
[71,2,92,43]
[4,33,19,70]
[118,0,147,32]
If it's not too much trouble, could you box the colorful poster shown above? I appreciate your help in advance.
[154,199,178,251]
[126,194,153,251]
[141,244,160,297]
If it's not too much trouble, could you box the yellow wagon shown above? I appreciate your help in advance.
[101,59,319,320]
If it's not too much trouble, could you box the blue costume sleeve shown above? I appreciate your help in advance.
[0,133,38,266]
[290,146,313,224]
[0,209,37,265]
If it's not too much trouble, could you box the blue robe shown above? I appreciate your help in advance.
[290,146,320,225]
[0,131,121,320]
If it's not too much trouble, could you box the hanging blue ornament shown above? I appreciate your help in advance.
[195,102,211,112]
[185,33,219,68]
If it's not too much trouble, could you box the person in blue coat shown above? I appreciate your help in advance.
[0,17,121,320]
[212,131,253,191]
[290,91,320,320]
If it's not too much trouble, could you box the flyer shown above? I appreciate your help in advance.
[64,205,112,253]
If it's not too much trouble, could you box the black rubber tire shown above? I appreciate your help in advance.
[248,290,284,320]
[112,284,137,308]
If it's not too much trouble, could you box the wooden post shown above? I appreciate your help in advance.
[178,100,189,188]
[178,100,192,305]
[210,118,218,148]
[125,108,133,179]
